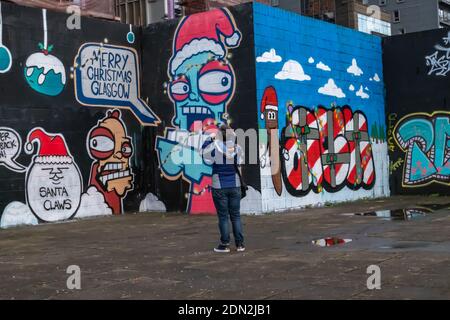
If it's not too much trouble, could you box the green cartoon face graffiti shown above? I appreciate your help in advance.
[168,52,235,131]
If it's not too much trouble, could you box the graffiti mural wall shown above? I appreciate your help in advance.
[384,28,450,195]
[0,1,161,228]
[142,4,262,214]
[254,3,390,212]
[8,0,440,226]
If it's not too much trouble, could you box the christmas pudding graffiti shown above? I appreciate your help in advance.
[87,109,134,215]
[156,8,241,214]
[24,9,66,96]
[25,128,82,222]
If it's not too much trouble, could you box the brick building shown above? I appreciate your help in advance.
[6,0,117,20]
[301,0,392,36]
[183,0,272,14]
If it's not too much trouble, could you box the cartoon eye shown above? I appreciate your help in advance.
[198,71,232,94]
[169,80,190,102]
[268,111,276,120]
[170,82,190,95]
[121,142,133,158]
[90,136,114,152]
[89,127,115,160]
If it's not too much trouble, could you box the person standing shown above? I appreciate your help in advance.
[202,124,245,253]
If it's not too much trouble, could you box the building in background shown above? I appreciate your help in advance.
[115,0,149,25]
[366,0,450,35]
[158,0,392,37]
[7,0,117,20]
[173,0,392,37]
[5,0,282,26]
[335,0,391,36]
[301,0,335,22]
[184,0,259,15]
[6,0,392,34]
[300,0,391,36]
[140,0,271,24]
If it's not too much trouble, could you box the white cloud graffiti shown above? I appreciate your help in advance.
[349,84,355,91]
[318,79,346,98]
[139,193,166,212]
[347,58,363,76]
[316,61,331,71]
[373,73,381,82]
[308,57,315,64]
[0,202,38,229]
[356,85,370,99]
[275,60,311,81]
[256,48,282,63]
[75,186,113,218]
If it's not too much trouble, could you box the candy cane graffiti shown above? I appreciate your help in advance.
[281,104,375,196]
[342,107,375,189]
[394,111,450,187]
[156,8,241,214]
[282,104,323,195]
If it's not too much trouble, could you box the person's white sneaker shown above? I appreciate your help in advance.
[214,244,231,253]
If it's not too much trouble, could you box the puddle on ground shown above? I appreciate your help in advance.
[346,204,450,221]
[312,237,352,247]
[417,203,450,211]
[379,242,431,249]
[357,208,431,221]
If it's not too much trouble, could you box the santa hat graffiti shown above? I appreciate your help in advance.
[260,86,278,120]
[168,8,241,75]
[25,128,73,164]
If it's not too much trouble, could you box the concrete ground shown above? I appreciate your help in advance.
[0,196,450,300]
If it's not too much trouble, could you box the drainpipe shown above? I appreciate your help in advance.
[166,0,175,19]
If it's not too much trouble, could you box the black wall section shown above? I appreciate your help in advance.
[0,1,149,222]
[383,28,450,195]
[0,1,260,225]
[141,3,260,213]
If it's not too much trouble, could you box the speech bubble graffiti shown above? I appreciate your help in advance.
[0,128,26,172]
[74,43,160,126]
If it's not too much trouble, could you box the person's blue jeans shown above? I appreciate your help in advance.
[212,187,244,246]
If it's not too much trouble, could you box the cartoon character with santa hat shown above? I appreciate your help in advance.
[25,128,82,222]
[260,86,282,196]
[156,8,241,214]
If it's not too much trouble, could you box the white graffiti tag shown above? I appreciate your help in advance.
[425,32,450,76]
